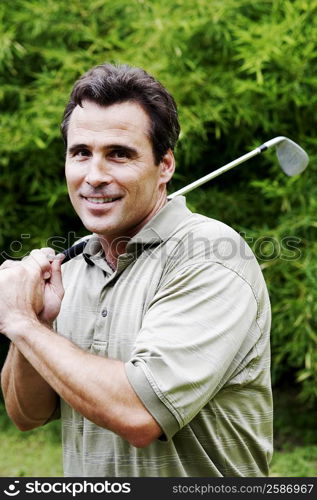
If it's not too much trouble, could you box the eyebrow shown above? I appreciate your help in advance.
[67,143,90,155]
[67,143,139,157]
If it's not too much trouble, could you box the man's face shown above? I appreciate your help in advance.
[65,100,174,241]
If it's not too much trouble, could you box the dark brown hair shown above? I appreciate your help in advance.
[61,63,180,164]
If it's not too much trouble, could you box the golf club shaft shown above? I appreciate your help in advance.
[169,137,284,199]
[169,148,261,199]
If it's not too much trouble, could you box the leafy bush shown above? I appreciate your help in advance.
[0,0,316,401]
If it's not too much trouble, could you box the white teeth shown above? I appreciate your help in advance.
[86,197,117,204]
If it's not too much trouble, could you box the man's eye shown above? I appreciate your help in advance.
[111,149,128,159]
[76,149,90,157]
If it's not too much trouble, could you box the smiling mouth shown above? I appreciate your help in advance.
[83,196,121,204]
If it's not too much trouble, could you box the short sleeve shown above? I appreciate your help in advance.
[125,260,261,440]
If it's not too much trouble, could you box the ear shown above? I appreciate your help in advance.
[158,149,175,186]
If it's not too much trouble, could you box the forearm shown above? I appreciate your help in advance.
[1,342,59,431]
[6,319,161,446]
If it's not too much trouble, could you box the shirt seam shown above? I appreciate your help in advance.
[161,259,261,315]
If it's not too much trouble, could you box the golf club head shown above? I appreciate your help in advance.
[275,138,309,176]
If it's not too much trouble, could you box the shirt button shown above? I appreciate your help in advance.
[101,309,108,317]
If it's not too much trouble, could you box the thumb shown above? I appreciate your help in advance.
[49,254,65,295]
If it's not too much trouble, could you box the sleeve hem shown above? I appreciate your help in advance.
[125,360,180,441]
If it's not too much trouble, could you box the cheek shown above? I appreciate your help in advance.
[65,165,83,189]
[123,164,160,189]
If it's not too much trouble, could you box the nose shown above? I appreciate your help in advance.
[85,156,113,188]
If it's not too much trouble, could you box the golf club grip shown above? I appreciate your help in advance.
[62,240,88,264]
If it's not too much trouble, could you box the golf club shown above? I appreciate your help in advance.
[61,135,309,263]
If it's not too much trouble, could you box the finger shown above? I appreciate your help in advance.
[49,255,65,295]
[55,253,66,263]
[23,249,52,279]
[39,247,57,261]
[0,260,22,270]
[21,247,56,263]
[50,254,65,274]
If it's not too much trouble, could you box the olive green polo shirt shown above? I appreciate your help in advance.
[56,196,273,477]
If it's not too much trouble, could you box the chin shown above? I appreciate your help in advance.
[82,219,128,239]
[79,217,110,235]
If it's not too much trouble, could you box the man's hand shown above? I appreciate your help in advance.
[0,248,64,335]
[39,251,65,325]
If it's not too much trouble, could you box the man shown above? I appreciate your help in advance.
[0,63,273,477]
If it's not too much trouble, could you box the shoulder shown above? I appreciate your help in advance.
[167,212,257,273]
[162,212,270,314]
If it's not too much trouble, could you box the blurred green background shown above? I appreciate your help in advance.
[0,0,316,476]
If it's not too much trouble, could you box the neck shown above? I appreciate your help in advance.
[98,192,168,269]
[99,236,130,270]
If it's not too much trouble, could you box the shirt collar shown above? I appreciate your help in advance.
[126,195,192,248]
[83,195,192,266]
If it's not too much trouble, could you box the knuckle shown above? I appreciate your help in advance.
[0,259,14,269]
[1,260,22,272]
[29,249,50,265]
[41,247,56,258]
[29,249,41,261]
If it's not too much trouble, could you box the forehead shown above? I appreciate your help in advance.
[67,100,151,144]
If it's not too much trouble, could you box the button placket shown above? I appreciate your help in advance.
[93,285,111,345]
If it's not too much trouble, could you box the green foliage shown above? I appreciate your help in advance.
[270,446,317,477]
[270,387,317,477]
[0,407,62,476]
[0,0,317,401]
